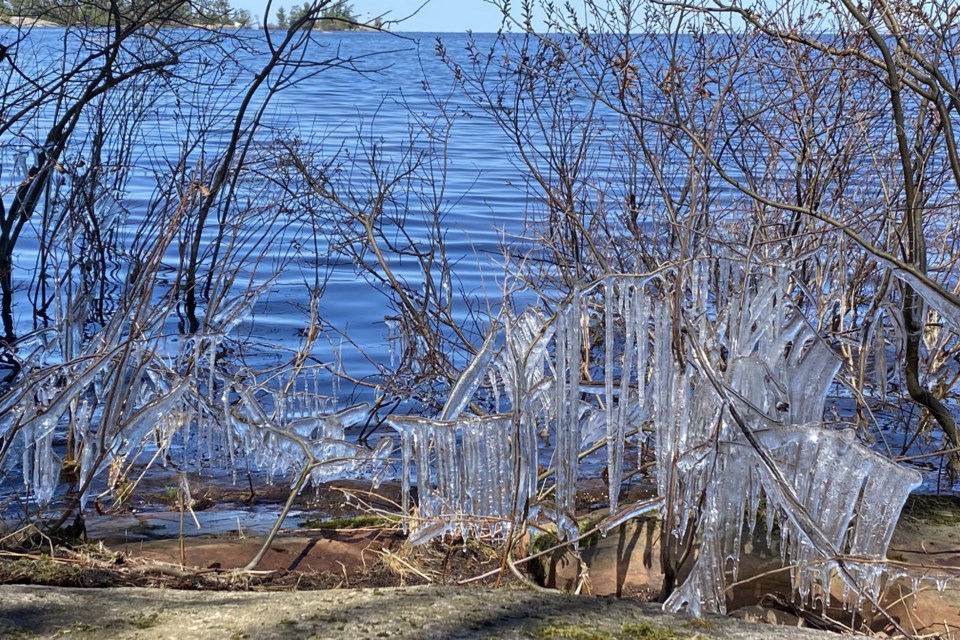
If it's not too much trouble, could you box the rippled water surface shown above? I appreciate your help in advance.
[4,30,544,400]
[1,27,953,522]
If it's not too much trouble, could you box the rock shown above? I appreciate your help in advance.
[531,515,664,598]
[869,497,960,637]
[531,511,960,638]
[878,578,960,637]
[125,530,399,573]
[579,516,664,597]
[0,15,58,27]
[0,584,850,639]
[730,605,803,627]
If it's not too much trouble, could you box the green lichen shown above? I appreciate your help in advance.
[533,624,614,640]
[681,617,717,632]
[0,555,83,585]
[126,522,165,535]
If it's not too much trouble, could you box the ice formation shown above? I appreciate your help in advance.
[665,425,921,615]
[386,259,922,615]
[384,308,553,543]
[386,413,529,543]
[0,251,930,615]
[0,282,389,510]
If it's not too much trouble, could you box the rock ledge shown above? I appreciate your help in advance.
[0,584,844,639]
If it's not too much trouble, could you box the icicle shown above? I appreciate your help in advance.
[111,379,189,458]
[285,403,369,440]
[658,260,924,617]
[489,368,501,412]
[893,268,960,330]
[652,297,676,502]
[555,294,582,538]
[391,413,521,541]
[367,436,393,489]
[78,431,96,509]
[608,283,635,512]
[636,289,650,469]
[12,327,58,367]
[406,521,446,546]
[440,324,499,421]
[603,279,616,512]
[874,321,887,402]
[935,574,949,592]
[210,279,274,334]
[18,354,115,437]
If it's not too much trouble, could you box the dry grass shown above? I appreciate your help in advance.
[0,528,514,592]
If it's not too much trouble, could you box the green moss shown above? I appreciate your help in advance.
[530,530,561,555]
[530,508,653,554]
[621,621,689,639]
[531,622,688,640]
[131,612,160,629]
[572,510,611,549]
[534,624,614,640]
[299,514,394,530]
[529,511,662,589]
[22,555,62,582]
[902,494,960,526]
[0,555,83,584]
[681,617,716,632]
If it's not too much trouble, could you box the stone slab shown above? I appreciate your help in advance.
[0,584,846,639]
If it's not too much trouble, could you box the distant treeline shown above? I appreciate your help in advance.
[0,1,382,30]
[0,0,252,26]
[273,3,380,30]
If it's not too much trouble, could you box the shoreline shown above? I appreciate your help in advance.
[1,16,58,27]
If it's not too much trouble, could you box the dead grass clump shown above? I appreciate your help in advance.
[379,535,511,587]
[0,532,510,592]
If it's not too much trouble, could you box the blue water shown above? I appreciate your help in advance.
[1,26,953,507]
[1,29,543,401]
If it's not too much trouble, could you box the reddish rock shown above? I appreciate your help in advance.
[119,530,401,575]
[533,516,664,598]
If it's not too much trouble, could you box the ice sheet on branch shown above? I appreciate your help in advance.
[892,268,960,330]
[658,263,919,615]
[664,425,921,616]
[383,311,554,543]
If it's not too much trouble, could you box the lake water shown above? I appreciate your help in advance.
[1,26,948,498]
[2,29,547,403]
